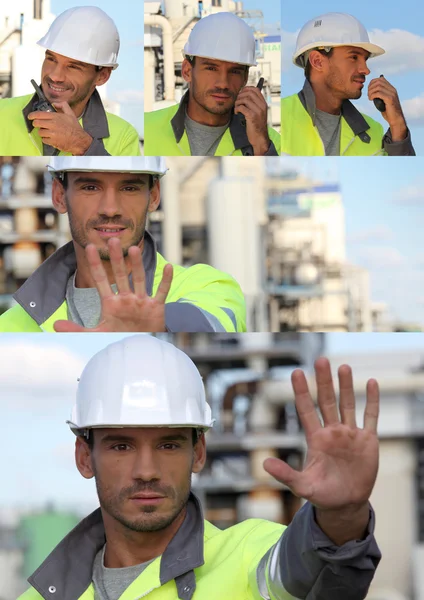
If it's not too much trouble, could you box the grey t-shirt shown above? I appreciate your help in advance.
[65,272,118,328]
[184,111,229,156]
[314,109,342,156]
[93,545,155,600]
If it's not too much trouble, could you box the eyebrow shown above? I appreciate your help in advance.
[45,50,87,68]
[346,49,369,57]
[72,176,147,186]
[100,433,190,444]
[200,59,244,70]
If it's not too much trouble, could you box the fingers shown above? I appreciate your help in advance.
[53,320,87,332]
[291,368,322,438]
[154,263,173,303]
[338,365,357,428]
[85,243,114,298]
[314,357,339,426]
[129,245,146,297]
[263,457,307,498]
[52,101,73,115]
[236,87,266,110]
[108,238,131,294]
[364,379,380,432]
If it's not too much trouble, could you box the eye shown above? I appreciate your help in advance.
[232,69,244,75]
[160,443,179,450]
[112,444,131,451]
[122,186,140,192]
[81,185,98,191]
[206,66,216,71]
[69,65,81,70]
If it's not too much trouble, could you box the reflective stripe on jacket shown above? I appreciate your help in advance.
[17,494,381,600]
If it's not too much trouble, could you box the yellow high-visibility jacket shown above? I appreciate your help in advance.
[17,494,381,600]
[0,89,141,156]
[0,232,246,333]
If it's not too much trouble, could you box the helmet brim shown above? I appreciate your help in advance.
[293,41,385,67]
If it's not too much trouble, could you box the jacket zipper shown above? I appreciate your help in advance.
[134,586,159,599]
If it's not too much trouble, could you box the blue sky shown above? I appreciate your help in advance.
[280,157,424,326]
[1,331,423,509]
[51,0,143,134]
[281,0,424,154]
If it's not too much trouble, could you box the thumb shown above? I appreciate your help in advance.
[263,457,303,493]
[52,101,74,115]
[53,319,87,332]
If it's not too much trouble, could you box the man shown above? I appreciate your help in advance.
[18,335,381,600]
[0,6,141,156]
[281,12,415,156]
[0,157,245,333]
[144,12,281,157]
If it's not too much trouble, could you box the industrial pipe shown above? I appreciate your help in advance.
[144,14,175,102]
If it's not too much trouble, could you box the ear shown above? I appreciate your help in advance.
[147,179,161,213]
[95,67,112,87]
[182,58,193,84]
[75,437,95,480]
[308,50,327,74]
[192,433,206,474]
[52,177,68,214]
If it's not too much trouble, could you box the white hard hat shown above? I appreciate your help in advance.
[183,12,257,67]
[67,335,214,436]
[37,6,120,69]
[47,157,168,178]
[293,13,385,68]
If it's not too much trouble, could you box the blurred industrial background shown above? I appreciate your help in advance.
[0,331,424,600]
[143,0,281,139]
[0,155,420,333]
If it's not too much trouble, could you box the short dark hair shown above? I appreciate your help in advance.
[57,173,157,190]
[85,428,200,449]
[305,48,334,80]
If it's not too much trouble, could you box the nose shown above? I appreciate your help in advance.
[358,59,370,76]
[214,69,231,91]
[48,62,67,83]
[98,187,122,218]
[131,447,161,482]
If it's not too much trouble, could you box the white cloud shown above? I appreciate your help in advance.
[0,342,85,406]
[369,29,424,75]
[113,89,144,104]
[357,246,406,268]
[393,181,424,204]
[347,225,394,243]
[400,93,424,124]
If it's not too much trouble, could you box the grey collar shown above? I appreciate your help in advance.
[171,89,254,154]
[13,230,158,326]
[299,79,372,143]
[22,87,110,154]
[28,493,204,600]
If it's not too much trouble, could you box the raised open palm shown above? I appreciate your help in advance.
[263,358,379,510]
[54,237,173,333]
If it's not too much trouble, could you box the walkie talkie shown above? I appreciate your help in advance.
[373,75,386,113]
[236,77,265,128]
[30,79,56,112]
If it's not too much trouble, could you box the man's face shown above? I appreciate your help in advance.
[41,50,110,110]
[52,172,160,260]
[184,57,248,115]
[318,46,371,100]
[77,427,205,533]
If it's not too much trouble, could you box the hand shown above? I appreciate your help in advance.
[263,358,380,544]
[54,237,173,332]
[28,101,93,155]
[234,86,271,155]
[367,76,407,141]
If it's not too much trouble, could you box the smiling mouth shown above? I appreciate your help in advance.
[47,82,69,93]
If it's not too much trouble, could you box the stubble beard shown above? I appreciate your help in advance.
[95,476,193,533]
[65,194,146,260]
[191,80,235,117]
